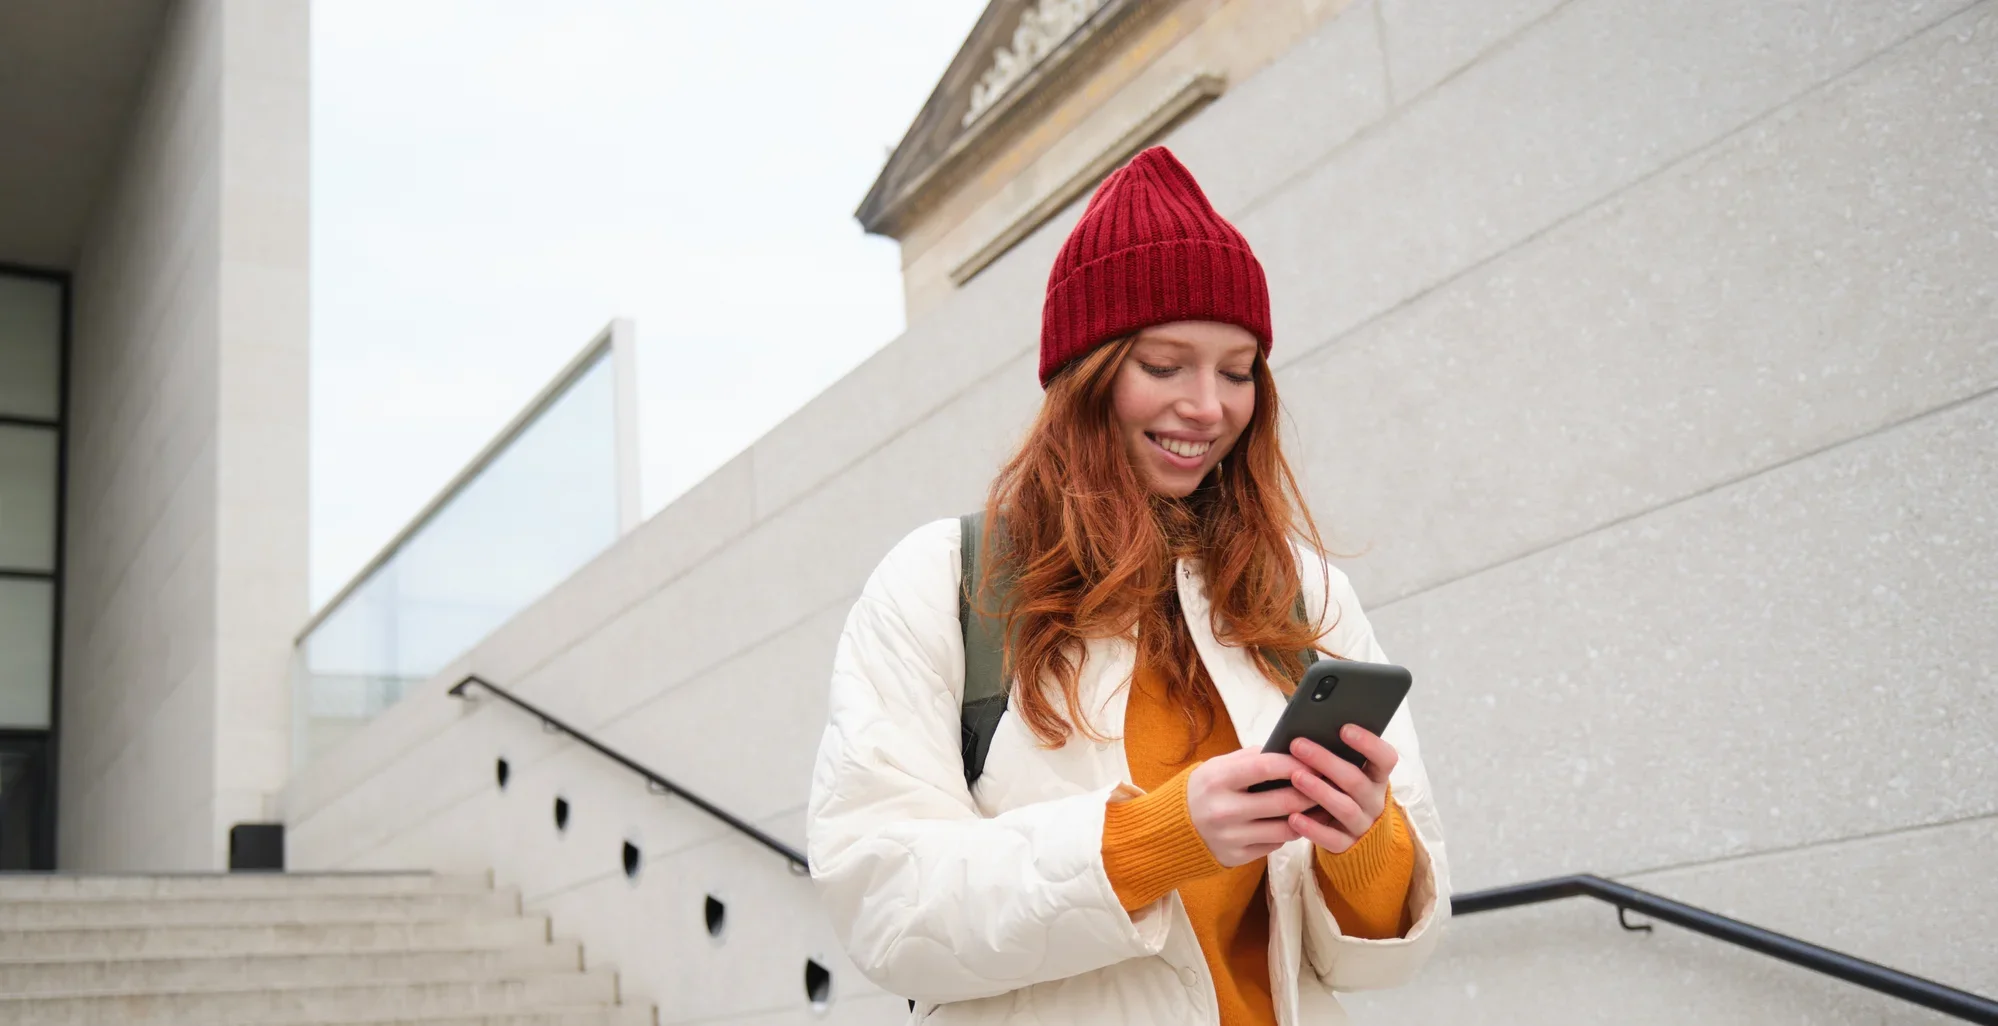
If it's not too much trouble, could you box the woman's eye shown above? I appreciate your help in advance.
[1140,362,1177,378]
[1222,370,1253,384]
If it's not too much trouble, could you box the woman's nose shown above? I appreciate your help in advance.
[1177,385,1223,424]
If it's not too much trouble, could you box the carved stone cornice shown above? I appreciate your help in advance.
[963,0,1113,127]
[855,0,1159,240]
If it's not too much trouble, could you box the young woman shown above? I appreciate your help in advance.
[808,147,1448,1025]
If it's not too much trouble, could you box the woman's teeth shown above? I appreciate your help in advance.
[1153,435,1211,459]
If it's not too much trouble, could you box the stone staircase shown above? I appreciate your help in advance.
[0,871,654,1025]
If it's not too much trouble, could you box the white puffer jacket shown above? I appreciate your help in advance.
[808,519,1449,1025]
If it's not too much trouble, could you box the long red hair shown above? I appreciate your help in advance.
[976,335,1335,751]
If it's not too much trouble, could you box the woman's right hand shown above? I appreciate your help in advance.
[1185,748,1320,867]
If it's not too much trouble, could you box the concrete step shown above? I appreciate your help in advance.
[0,890,522,928]
[0,916,552,959]
[0,872,491,900]
[0,969,619,1025]
[250,1010,654,1026]
[0,941,584,994]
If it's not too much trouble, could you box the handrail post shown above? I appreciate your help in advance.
[1451,874,1998,1024]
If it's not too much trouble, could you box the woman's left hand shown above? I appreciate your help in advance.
[1286,726,1397,854]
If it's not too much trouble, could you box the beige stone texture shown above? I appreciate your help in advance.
[286,1,1998,1022]
[60,0,309,870]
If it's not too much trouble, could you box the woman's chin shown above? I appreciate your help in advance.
[1143,466,1208,498]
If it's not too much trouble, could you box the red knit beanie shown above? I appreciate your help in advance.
[1039,146,1271,386]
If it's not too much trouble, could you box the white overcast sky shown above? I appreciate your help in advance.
[309,1,988,607]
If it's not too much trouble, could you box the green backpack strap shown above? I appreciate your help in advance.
[1294,589,1317,668]
[1260,571,1321,683]
[958,511,1010,791]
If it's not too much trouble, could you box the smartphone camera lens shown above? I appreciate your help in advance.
[1311,676,1337,701]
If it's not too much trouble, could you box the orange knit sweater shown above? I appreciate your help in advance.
[1101,658,1415,1026]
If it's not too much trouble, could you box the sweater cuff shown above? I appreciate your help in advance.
[1313,788,1416,940]
[1101,764,1225,912]
[1316,793,1410,889]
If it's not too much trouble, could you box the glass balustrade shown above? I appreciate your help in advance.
[293,325,637,765]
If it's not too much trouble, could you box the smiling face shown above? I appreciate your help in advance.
[1109,320,1260,498]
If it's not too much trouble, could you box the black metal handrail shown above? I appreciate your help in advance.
[1452,873,1998,1024]
[448,674,809,873]
[450,672,1992,1022]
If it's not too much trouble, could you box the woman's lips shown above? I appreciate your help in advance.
[1147,432,1210,470]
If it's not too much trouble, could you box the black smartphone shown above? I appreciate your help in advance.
[1246,658,1412,792]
